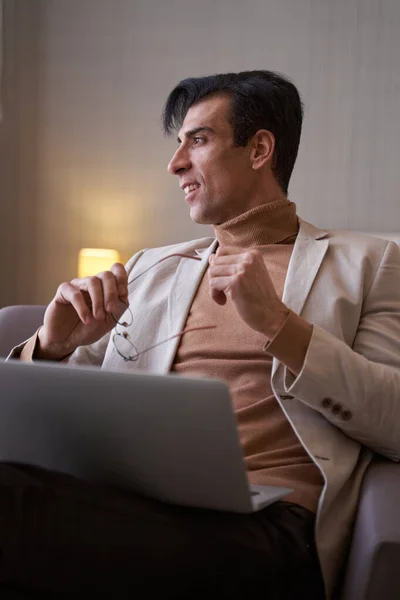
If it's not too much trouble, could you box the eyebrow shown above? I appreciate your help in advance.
[177,126,215,144]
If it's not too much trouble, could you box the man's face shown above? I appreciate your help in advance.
[167,95,257,225]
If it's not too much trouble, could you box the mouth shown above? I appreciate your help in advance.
[182,183,200,203]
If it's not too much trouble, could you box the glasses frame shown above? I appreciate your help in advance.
[111,253,216,362]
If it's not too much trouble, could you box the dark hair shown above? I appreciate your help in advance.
[162,70,303,194]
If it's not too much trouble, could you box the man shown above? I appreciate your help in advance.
[6,70,400,599]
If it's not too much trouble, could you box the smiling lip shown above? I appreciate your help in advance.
[181,182,200,193]
[181,182,200,203]
[184,187,199,204]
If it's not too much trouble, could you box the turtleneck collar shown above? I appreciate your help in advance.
[213,197,299,248]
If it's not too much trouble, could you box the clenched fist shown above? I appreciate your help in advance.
[208,246,290,340]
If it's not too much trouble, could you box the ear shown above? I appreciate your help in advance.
[250,130,275,171]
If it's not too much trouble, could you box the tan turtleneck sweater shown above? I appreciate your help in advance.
[171,198,324,513]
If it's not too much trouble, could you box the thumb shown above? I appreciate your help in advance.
[210,287,227,306]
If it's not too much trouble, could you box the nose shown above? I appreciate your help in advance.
[167,144,191,175]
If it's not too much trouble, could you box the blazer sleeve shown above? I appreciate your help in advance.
[281,240,400,461]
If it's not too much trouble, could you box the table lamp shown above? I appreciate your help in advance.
[78,248,121,278]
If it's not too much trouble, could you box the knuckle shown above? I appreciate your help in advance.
[101,270,115,281]
[86,275,100,286]
[57,281,70,293]
[111,261,125,273]
[247,249,259,262]
[70,289,83,302]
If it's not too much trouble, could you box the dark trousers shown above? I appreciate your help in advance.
[0,464,326,599]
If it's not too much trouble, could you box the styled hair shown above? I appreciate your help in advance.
[162,70,303,194]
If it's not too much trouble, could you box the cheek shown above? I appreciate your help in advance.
[198,148,249,195]
[204,157,236,187]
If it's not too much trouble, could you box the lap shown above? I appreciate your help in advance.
[0,463,325,599]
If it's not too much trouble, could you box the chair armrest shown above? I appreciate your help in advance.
[0,305,46,357]
[340,458,400,600]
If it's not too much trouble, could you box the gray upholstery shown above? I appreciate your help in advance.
[0,305,400,599]
[340,458,400,599]
[0,305,46,357]
[0,306,46,598]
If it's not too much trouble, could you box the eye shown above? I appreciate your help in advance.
[193,137,205,145]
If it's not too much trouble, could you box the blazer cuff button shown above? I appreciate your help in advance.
[322,398,332,409]
[341,410,353,421]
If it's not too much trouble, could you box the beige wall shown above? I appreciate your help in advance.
[0,0,44,306]
[1,0,400,306]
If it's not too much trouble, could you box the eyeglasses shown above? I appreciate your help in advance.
[112,253,216,362]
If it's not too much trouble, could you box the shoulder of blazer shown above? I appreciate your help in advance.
[298,217,395,258]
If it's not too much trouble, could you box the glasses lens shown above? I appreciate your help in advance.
[113,333,138,361]
[112,304,133,328]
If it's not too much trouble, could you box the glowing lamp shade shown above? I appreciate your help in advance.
[78,248,121,278]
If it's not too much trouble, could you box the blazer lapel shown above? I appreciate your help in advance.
[272,219,329,378]
[282,218,329,314]
[164,239,218,372]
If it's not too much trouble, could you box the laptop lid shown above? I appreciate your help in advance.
[0,360,291,513]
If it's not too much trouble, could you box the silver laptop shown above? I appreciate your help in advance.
[0,359,292,513]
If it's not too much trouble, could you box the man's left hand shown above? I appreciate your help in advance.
[208,246,290,340]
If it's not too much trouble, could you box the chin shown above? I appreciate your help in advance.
[189,207,214,225]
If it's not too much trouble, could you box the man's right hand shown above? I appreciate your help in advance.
[36,263,129,360]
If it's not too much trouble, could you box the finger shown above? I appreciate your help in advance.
[110,262,129,302]
[209,252,246,266]
[55,282,94,325]
[214,245,240,257]
[84,276,107,319]
[209,275,234,305]
[210,288,227,306]
[208,263,242,277]
[70,276,107,320]
[209,275,235,290]
[97,271,120,314]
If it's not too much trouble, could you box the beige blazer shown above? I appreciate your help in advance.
[19,219,400,598]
